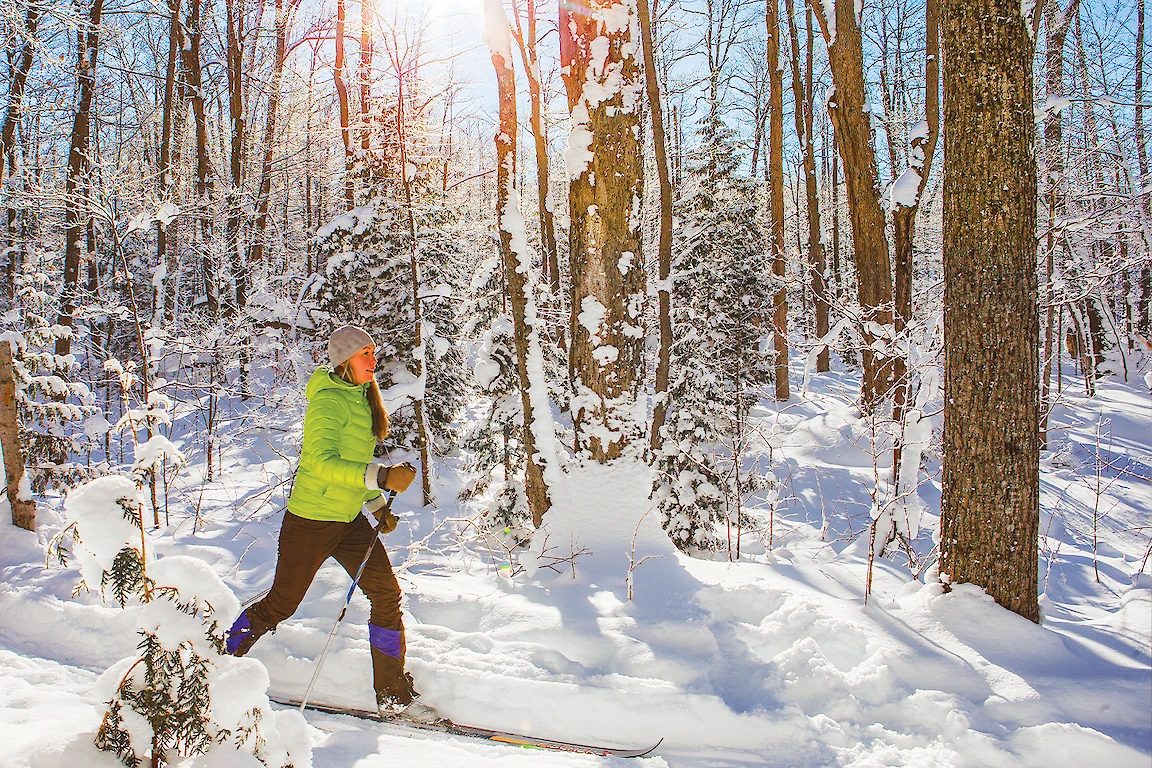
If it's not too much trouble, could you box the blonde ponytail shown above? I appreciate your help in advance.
[334,365,390,441]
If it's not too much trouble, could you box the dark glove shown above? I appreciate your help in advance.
[377,462,417,493]
[380,510,399,534]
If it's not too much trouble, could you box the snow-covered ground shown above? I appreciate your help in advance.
[1,364,1149,767]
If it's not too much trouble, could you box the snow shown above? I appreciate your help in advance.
[62,475,150,592]
[1,359,1149,767]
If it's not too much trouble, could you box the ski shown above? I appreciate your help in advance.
[267,694,662,758]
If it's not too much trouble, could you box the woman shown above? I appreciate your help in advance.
[225,325,437,722]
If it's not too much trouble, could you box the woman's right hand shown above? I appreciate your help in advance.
[379,462,417,493]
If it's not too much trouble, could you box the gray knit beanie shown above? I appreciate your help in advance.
[327,325,375,368]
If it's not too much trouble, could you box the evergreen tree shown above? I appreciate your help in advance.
[1,253,107,492]
[458,253,530,535]
[314,199,469,455]
[653,118,775,554]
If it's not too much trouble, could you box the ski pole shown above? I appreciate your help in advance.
[298,489,398,714]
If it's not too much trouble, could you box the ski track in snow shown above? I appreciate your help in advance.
[1,364,1149,767]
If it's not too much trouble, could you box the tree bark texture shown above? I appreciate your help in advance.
[57,0,105,357]
[638,0,674,455]
[940,0,1040,623]
[486,0,553,525]
[767,0,790,401]
[0,342,34,531]
[560,0,647,462]
[812,1,894,409]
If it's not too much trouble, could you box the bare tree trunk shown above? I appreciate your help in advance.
[0,342,34,531]
[639,0,675,454]
[784,0,828,372]
[1039,0,1080,447]
[360,0,373,153]
[890,0,940,473]
[560,0,647,462]
[0,2,38,187]
[485,0,553,524]
[157,0,182,324]
[387,43,435,506]
[812,1,894,409]
[224,0,247,312]
[180,0,218,316]
[1136,0,1150,337]
[335,0,355,209]
[510,0,560,298]
[1,2,38,301]
[249,0,297,266]
[767,0,790,400]
[57,0,105,357]
[940,0,1040,623]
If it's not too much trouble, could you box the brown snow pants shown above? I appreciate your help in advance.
[246,510,413,702]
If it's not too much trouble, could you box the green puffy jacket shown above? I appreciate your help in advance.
[287,367,382,522]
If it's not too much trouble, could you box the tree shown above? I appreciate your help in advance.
[640,0,676,455]
[811,0,895,409]
[939,0,1040,623]
[510,0,560,298]
[560,0,647,461]
[0,341,34,530]
[57,0,105,357]
[1039,0,1081,446]
[888,0,939,479]
[653,119,773,554]
[766,0,789,400]
[783,0,828,374]
[0,0,37,301]
[485,0,556,526]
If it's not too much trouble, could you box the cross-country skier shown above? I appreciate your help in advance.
[225,325,440,723]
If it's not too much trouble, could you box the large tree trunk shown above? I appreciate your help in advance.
[784,0,828,373]
[812,1,894,409]
[639,0,674,455]
[940,0,1040,623]
[485,0,554,525]
[57,0,105,357]
[0,341,34,531]
[767,0,789,400]
[560,0,647,462]
[1040,0,1080,447]
[510,0,560,299]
